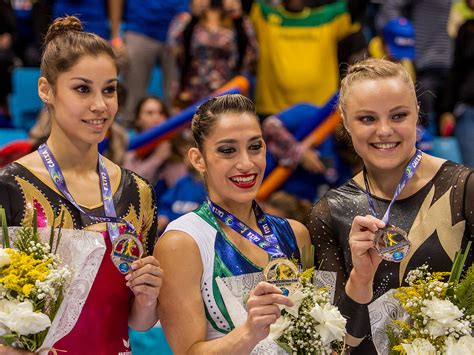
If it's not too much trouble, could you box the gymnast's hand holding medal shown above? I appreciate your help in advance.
[39,143,163,306]
[362,149,422,262]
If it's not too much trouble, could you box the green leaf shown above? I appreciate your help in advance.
[32,208,38,243]
[454,264,474,316]
[275,339,293,354]
[2,333,18,346]
[49,211,57,253]
[449,241,472,284]
[0,207,9,248]
[302,244,307,270]
[54,210,65,254]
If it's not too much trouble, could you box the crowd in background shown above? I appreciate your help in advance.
[0,0,473,227]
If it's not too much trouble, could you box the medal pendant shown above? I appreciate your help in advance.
[374,225,411,262]
[263,258,299,296]
[111,233,144,274]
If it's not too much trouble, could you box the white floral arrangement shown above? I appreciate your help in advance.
[387,242,474,355]
[269,267,347,354]
[0,208,73,352]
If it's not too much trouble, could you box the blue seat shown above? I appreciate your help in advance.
[147,66,163,98]
[0,128,29,148]
[431,137,463,164]
[8,67,42,130]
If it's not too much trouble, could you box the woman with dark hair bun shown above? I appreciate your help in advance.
[156,94,312,353]
[0,16,162,354]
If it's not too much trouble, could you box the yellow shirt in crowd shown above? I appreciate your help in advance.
[251,0,351,115]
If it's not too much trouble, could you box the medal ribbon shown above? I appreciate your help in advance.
[363,149,423,225]
[38,143,135,241]
[207,198,286,259]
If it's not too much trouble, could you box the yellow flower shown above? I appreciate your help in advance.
[21,284,34,297]
[0,250,51,298]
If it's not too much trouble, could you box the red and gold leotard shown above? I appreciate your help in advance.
[0,162,158,355]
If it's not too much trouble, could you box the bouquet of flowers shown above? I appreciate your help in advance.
[269,267,347,354]
[0,208,73,351]
[385,242,474,354]
[0,207,107,353]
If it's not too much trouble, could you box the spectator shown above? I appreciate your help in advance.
[447,0,474,38]
[51,0,112,39]
[377,0,453,132]
[440,6,474,168]
[369,17,416,80]
[250,0,352,116]
[110,0,188,127]
[157,133,206,233]
[122,96,172,184]
[168,0,257,110]
[0,0,16,119]
[11,0,50,67]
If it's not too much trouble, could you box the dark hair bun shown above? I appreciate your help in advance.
[44,16,83,46]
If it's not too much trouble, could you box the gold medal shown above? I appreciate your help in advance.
[263,258,299,296]
[374,225,411,262]
[111,233,144,274]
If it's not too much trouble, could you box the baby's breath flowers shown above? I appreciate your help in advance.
[269,267,346,354]
[0,208,72,352]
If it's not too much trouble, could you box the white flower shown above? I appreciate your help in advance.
[401,339,436,355]
[280,289,306,318]
[309,303,346,345]
[0,299,19,314]
[445,335,474,355]
[269,315,292,340]
[0,299,17,336]
[0,300,50,336]
[0,248,11,268]
[421,298,463,337]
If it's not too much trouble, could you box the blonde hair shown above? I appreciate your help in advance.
[339,58,417,116]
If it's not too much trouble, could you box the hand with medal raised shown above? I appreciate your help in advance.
[347,215,386,302]
[244,282,294,343]
[125,255,164,307]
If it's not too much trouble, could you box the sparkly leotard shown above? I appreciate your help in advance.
[0,162,158,355]
[307,161,473,354]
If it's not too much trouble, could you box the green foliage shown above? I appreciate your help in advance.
[453,265,474,316]
[449,241,472,284]
[0,207,9,248]
[13,225,36,254]
[386,325,404,355]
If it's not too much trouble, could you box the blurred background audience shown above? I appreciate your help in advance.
[1,1,473,353]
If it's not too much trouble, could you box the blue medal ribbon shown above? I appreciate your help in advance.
[363,149,423,224]
[38,143,135,241]
[207,198,286,259]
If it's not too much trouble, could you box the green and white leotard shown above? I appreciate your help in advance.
[163,202,301,340]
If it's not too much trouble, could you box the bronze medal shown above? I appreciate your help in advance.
[374,225,411,262]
